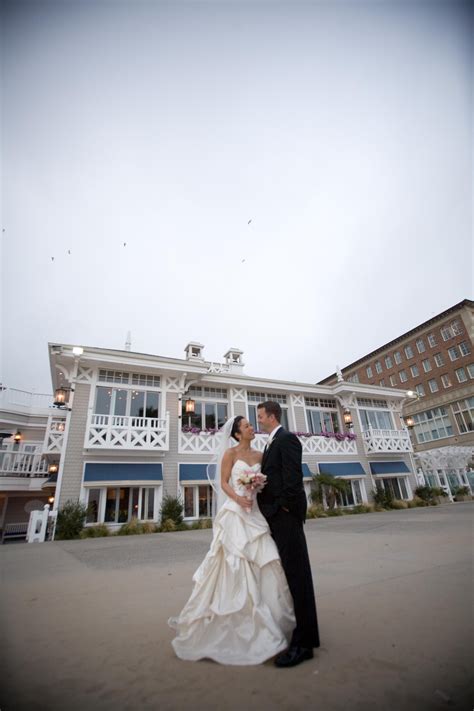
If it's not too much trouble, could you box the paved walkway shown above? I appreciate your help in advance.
[1,504,472,711]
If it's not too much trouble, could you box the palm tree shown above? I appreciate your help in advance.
[311,474,350,510]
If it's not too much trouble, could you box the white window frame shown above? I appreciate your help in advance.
[427,333,437,347]
[394,351,402,365]
[434,353,444,367]
[448,346,459,361]
[459,341,471,357]
[455,368,467,383]
[416,338,426,353]
[375,361,383,374]
[404,345,414,359]
[428,378,439,393]
[384,356,393,369]
[441,374,452,388]
[422,358,432,373]
[366,366,373,378]
[410,364,419,377]
[399,370,408,383]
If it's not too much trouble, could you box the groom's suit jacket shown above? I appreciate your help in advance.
[257,427,307,522]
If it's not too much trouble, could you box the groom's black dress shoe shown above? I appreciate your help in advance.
[274,646,313,668]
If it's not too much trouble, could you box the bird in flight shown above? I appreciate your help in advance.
[247,219,252,225]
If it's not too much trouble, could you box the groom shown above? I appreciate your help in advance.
[257,401,320,667]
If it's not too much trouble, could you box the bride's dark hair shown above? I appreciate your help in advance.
[230,415,244,442]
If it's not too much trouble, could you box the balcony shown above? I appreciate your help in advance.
[43,415,67,454]
[0,386,53,412]
[362,428,413,454]
[178,431,358,456]
[85,414,170,451]
[0,448,49,479]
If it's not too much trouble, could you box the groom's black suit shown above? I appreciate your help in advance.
[258,427,320,650]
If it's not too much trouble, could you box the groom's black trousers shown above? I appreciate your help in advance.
[268,510,320,649]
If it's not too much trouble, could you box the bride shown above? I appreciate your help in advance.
[168,415,295,665]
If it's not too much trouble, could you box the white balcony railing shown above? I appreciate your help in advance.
[43,415,67,454]
[0,387,53,411]
[86,413,170,450]
[362,428,413,454]
[0,450,49,478]
[179,431,358,456]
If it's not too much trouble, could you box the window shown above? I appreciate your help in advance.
[183,485,214,518]
[131,374,161,388]
[366,366,373,378]
[248,392,289,430]
[384,356,393,369]
[410,364,419,377]
[306,408,339,434]
[359,409,393,431]
[101,487,155,523]
[95,387,160,419]
[441,325,453,341]
[448,346,459,361]
[183,400,228,430]
[305,397,337,408]
[249,404,289,430]
[377,478,409,500]
[347,373,360,383]
[451,319,463,335]
[375,361,382,374]
[399,370,408,383]
[394,351,402,365]
[459,341,471,357]
[389,374,397,386]
[434,353,444,367]
[405,345,414,359]
[441,374,452,388]
[427,333,437,347]
[86,489,101,523]
[415,384,425,397]
[422,358,432,373]
[452,397,474,434]
[455,368,467,383]
[416,339,426,353]
[412,407,453,443]
[428,378,439,393]
[98,369,130,384]
[188,386,228,399]
[336,479,364,507]
[467,364,474,379]
[379,379,385,387]
[357,398,388,408]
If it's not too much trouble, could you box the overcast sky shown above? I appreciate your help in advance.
[1,0,472,394]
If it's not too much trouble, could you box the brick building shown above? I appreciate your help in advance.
[319,299,474,495]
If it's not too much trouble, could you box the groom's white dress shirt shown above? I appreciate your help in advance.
[265,425,282,451]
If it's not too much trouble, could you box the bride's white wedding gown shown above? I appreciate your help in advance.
[168,460,295,665]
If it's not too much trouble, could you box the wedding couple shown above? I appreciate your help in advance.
[169,401,320,667]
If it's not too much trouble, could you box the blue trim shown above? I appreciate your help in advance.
[84,463,163,482]
[370,461,410,475]
[319,462,366,477]
[179,464,208,481]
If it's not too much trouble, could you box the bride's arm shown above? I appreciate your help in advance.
[221,450,252,510]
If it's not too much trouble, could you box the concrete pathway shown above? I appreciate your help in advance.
[1,503,472,711]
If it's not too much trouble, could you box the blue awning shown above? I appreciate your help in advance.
[179,464,208,481]
[84,463,163,483]
[318,462,366,477]
[302,463,313,479]
[370,461,411,475]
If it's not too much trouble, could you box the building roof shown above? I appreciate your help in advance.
[318,299,474,384]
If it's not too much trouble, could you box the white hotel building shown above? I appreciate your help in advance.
[0,340,431,532]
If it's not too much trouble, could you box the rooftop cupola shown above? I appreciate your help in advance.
[185,342,205,362]
[223,348,244,373]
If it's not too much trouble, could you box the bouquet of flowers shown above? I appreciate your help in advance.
[236,471,268,511]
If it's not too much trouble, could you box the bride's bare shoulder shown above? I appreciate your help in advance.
[252,448,263,462]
